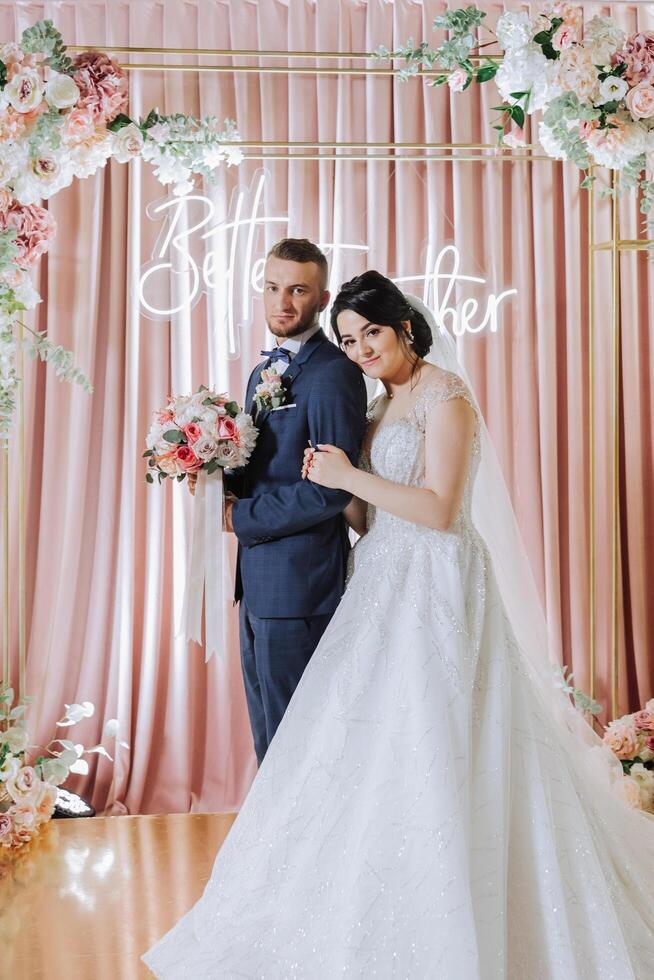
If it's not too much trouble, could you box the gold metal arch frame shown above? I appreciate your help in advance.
[2,47,646,727]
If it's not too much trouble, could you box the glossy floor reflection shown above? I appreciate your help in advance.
[1,811,237,979]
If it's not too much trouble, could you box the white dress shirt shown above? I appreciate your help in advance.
[275,321,321,374]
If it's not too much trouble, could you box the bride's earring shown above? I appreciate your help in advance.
[406,330,415,345]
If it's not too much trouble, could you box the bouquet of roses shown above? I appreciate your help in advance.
[603,698,654,813]
[144,386,257,487]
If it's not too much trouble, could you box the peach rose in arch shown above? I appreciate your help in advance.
[625,81,654,120]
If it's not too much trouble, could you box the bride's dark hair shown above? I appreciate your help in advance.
[330,271,433,364]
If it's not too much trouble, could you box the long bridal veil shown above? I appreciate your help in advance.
[407,292,653,806]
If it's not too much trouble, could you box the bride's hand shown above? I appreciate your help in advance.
[305,445,353,490]
[301,446,315,479]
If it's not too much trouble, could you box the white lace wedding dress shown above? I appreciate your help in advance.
[143,371,654,979]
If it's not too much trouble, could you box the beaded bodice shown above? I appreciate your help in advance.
[360,370,480,536]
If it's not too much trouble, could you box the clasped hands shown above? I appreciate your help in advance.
[302,444,353,490]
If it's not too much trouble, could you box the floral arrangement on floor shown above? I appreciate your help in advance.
[0,685,128,851]
[144,386,258,484]
[378,5,654,219]
[0,19,243,444]
[603,699,654,813]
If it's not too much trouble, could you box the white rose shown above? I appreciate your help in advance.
[44,72,80,110]
[6,765,42,806]
[597,75,629,105]
[112,123,145,164]
[5,68,44,114]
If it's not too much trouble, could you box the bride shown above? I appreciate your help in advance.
[143,271,654,979]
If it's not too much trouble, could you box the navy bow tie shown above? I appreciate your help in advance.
[260,346,292,365]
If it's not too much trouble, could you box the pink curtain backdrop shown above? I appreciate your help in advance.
[2,0,653,815]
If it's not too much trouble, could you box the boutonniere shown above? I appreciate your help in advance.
[254,365,288,412]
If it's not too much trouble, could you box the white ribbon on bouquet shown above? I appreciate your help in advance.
[179,468,226,661]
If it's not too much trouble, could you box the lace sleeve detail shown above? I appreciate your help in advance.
[366,393,384,423]
[411,370,478,433]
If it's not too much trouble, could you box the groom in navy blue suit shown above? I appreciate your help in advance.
[225,239,367,764]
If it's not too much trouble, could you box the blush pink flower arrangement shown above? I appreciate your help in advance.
[603,699,654,812]
[0,685,128,851]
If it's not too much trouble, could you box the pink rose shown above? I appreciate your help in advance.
[645,736,654,754]
[578,119,598,140]
[603,723,640,759]
[552,25,575,52]
[183,423,202,445]
[175,445,202,473]
[447,67,468,93]
[0,201,57,267]
[633,710,654,733]
[72,50,129,124]
[625,81,654,120]
[64,107,96,143]
[217,417,239,442]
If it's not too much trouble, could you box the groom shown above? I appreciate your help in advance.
[225,239,367,765]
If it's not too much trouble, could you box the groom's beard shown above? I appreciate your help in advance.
[266,303,322,339]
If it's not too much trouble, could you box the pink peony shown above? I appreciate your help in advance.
[175,445,203,473]
[625,81,654,120]
[603,723,639,759]
[72,50,129,124]
[615,31,654,85]
[217,417,239,442]
[183,423,202,445]
[633,710,654,733]
[543,3,582,42]
[556,46,600,103]
[0,201,57,267]
[0,108,26,142]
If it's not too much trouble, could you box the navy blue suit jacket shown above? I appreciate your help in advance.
[231,329,367,618]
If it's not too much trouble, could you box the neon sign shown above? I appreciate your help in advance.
[138,173,517,351]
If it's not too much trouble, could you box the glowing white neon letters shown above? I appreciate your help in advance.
[138,173,517,349]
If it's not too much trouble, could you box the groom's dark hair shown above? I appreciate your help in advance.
[267,238,328,290]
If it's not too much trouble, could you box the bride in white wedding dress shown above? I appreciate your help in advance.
[143,272,654,979]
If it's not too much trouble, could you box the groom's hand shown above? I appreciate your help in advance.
[224,491,237,532]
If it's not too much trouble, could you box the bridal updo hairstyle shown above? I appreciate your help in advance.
[330,271,433,370]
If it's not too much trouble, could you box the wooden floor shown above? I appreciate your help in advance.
[0,811,237,979]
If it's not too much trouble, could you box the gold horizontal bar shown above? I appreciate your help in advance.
[122,63,450,76]
[591,239,654,251]
[241,153,551,162]
[227,140,538,150]
[67,44,503,64]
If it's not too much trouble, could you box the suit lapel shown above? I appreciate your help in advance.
[248,329,329,424]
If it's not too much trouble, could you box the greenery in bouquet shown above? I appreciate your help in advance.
[602,700,654,812]
[377,5,654,230]
[0,685,128,851]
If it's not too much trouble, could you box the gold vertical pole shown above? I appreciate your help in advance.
[18,317,26,700]
[588,170,596,705]
[1,439,8,696]
[610,170,621,720]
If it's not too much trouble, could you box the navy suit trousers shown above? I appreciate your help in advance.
[239,600,333,764]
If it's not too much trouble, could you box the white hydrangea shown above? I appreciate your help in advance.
[496,44,554,114]
[538,120,567,160]
[69,133,113,179]
[583,16,626,68]
[496,11,533,53]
